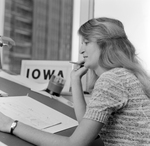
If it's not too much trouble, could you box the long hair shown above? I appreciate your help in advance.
[78,17,150,97]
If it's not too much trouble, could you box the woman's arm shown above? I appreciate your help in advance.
[0,112,104,146]
[71,77,87,122]
[71,64,88,123]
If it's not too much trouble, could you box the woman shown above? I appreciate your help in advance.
[0,17,150,146]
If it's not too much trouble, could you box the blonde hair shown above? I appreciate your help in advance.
[79,17,150,97]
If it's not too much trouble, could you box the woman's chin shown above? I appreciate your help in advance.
[84,63,90,69]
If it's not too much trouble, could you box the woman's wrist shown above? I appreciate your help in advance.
[71,77,82,86]
[71,75,81,81]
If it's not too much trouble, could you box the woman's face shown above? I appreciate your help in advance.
[80,38,101,70]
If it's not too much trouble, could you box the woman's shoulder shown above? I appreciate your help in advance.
[100,67,131,80]
[103,67,130,75]
[95,67,135,88]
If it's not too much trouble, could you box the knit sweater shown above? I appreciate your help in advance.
[84,67,150,146]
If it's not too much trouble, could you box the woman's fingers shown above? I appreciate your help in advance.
[70,61,85,71]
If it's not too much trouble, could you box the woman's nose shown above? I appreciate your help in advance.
[79,45,85,54]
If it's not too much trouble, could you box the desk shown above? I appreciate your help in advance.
[0,77,103,146]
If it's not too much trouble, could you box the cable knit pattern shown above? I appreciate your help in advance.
[84,68,150,146]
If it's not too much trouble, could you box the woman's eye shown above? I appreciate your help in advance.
[84,41,89,45]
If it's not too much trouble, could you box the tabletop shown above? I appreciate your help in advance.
[0,76,103,146]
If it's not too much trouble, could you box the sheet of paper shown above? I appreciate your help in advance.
[0,96,78,133]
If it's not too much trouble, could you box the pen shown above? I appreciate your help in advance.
[69,61,84,65]
[70,61,84,70]
[43,122,62,129]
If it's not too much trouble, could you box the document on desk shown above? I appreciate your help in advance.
[0,96,78,133]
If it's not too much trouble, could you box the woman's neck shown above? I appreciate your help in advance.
[94,66,109,76]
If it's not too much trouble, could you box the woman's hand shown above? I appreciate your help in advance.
[0,112,14,133]
[71,60,88,81]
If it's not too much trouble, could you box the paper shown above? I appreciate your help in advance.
[0,96,78,133]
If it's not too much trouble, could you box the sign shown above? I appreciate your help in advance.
[20,60,72,92]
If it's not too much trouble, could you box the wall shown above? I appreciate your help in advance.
[0,0,5,35]
[0,0,5,69]
[71,0,94,62]
[94,0,150,72]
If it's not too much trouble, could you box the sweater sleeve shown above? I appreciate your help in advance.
[83,72,128,124]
